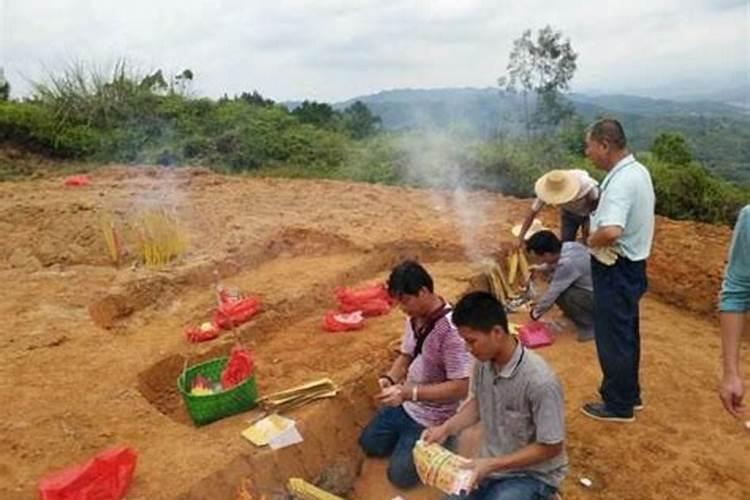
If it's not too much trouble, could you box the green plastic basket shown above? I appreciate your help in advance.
[177,356,258,426]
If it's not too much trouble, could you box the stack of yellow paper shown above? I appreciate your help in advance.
[258,378,339,414]
[287,478,344,500]
[413,440,474,495]
[242,414,296,446]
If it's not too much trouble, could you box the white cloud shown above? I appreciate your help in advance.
[1,0,746,101]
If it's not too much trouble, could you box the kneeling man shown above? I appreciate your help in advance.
[526,230,595,342]
[359,260,472,489]
[424,291,567,499]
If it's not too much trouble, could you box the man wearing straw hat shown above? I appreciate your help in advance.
[581,118,654,423]
[515,169,599,246]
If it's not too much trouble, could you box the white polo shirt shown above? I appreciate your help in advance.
[590,154,655,261]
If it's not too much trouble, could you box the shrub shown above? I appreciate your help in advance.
[2,62,745,227]
[651,132,692,166]
[643,153,747,225]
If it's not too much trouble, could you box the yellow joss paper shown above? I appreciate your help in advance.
[241,414,295,446]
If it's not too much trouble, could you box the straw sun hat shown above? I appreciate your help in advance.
[534,170,581,205]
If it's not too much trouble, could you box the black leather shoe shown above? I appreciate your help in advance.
[581,402,635,423]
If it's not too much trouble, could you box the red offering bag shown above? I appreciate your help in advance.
[321,310,365,332]
[213,296,261,330]
[63,175,91,187]
[184,323,221,343]
[337,298,391,316]
[38,446,137,500]
[335,283,392,317]
[335,282,389,303]
[220,345,254,389]
[518,321,554,349]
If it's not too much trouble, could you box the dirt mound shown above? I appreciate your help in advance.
[648,217,730,315]
[531,209,731,317]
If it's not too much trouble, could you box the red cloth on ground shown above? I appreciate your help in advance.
[38,447,137,500]
[63,175,91,187]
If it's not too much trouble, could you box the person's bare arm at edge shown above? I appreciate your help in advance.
[588,225,622,248]
[719,312,746,418]
[410,378,469,402]
[421,396,479,445]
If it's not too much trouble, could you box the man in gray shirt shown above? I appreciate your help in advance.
[423,292,567,500]
[526,230,594,342]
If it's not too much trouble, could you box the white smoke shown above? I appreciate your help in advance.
[396,130,495,262]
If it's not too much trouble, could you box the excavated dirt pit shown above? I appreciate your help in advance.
[149,258,478,499]
[119,232,480,498]
[130,235,471,421]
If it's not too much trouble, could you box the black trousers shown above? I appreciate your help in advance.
[561,209,589,242]
[591,256,648,414]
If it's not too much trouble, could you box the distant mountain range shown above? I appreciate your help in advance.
[331,87,748,125]
[301,87,749,186]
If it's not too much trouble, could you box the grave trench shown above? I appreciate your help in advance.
[123,235,490,497]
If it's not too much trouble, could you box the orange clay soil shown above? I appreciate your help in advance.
[0,165,746,500]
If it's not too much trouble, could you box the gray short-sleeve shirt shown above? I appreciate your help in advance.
[472,341,568,488]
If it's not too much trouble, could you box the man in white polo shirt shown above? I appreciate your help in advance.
[581,119,655,423]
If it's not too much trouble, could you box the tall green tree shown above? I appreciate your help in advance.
[173,68,194,95]
[651,132,693,166]
[498,25,578,137]
[238,90,275,107]
[139,69,168,93]
[0,68,8,101]
[342,101,381,139]
[292,100,337,128]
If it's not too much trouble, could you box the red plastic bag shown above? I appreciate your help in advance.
[184,322,221,343]
[338,298,392,316]
[335,283,392,317]
[221,345,254,389]
[335,282,389,303]
[518,321,554,349]
[322,310,365,332]
[63,175,91,187]
[213,296,261,330]
[38,446,137,500]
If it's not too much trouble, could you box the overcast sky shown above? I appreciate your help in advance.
[1,0,747,102]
